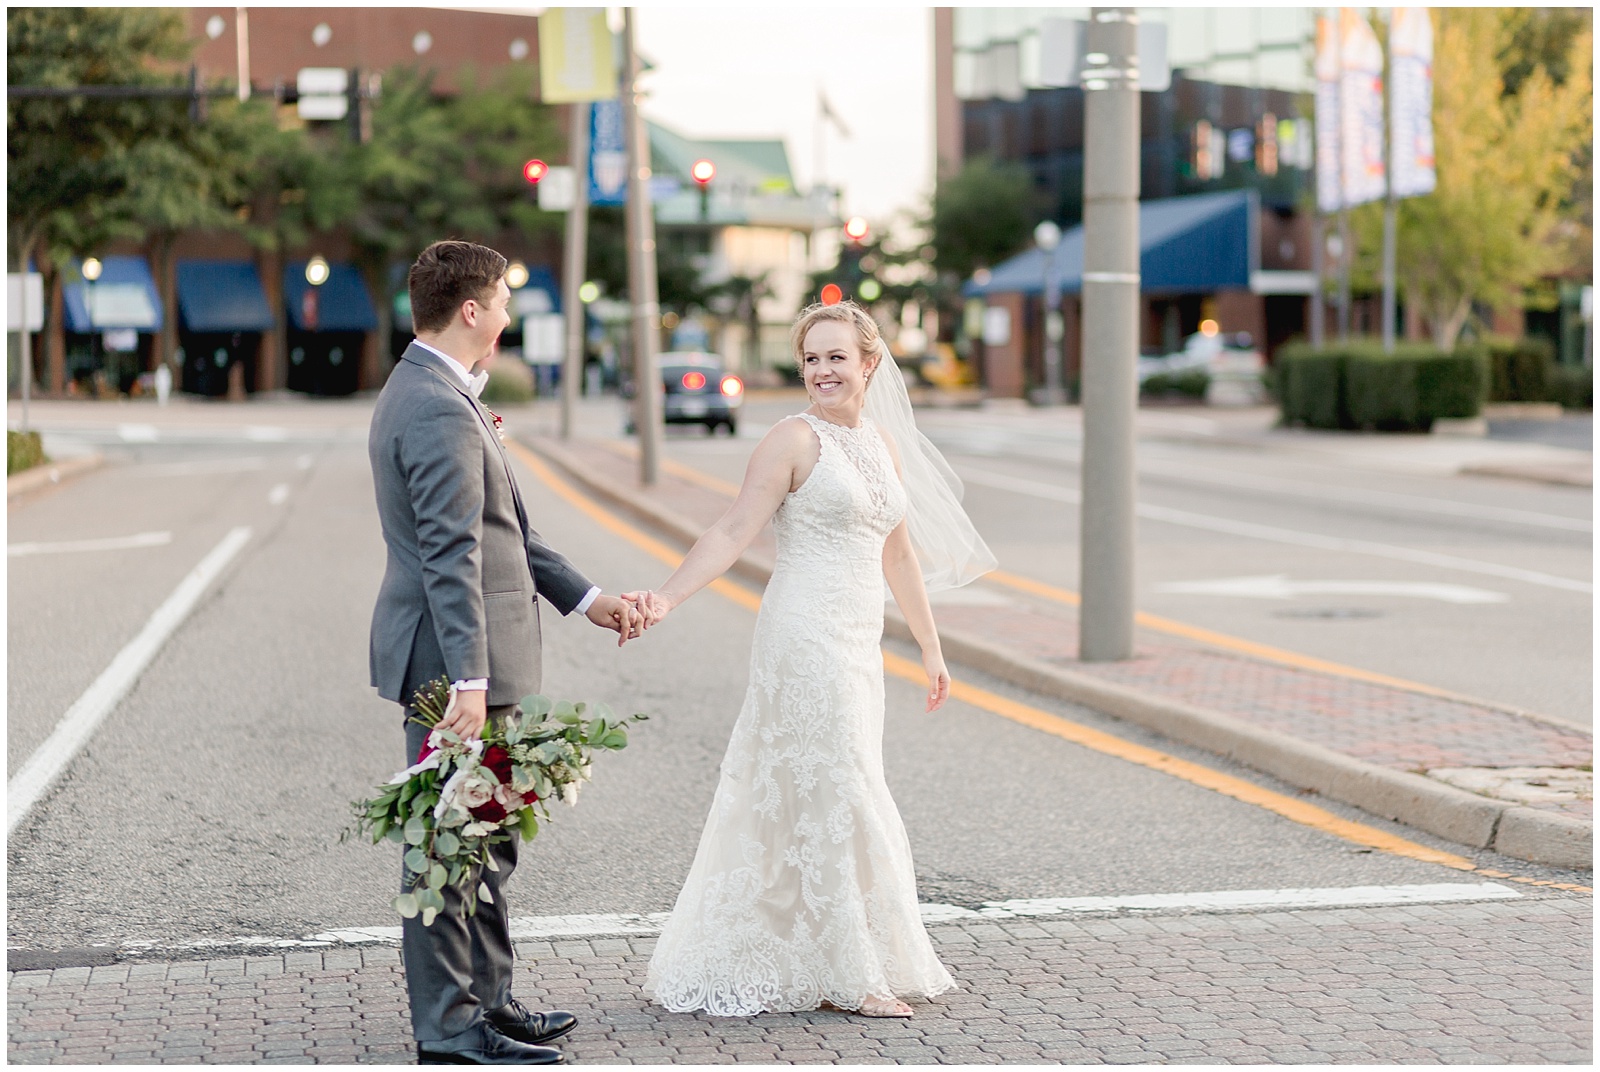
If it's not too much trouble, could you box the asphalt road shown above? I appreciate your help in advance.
[5,397,1587,959]
[582,395,1593,727]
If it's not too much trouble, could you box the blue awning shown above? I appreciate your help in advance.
[511,265,562,317]
[963,190,1260,298]
[177,260,275,333]
[283,262,379,332]
[64,256,163,333]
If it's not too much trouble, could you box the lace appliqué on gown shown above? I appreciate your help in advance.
[644,413,956,1016]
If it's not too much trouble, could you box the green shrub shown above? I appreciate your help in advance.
[477,359,536,404]
[1277,340,1484,432]
[1140,369,1210,399]
[1545,364,1594,410]
[1484,335,1556,402]
[7,430,47,475]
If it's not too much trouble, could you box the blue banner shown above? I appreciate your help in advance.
[589,98,627,207]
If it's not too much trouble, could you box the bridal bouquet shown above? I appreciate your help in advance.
[347,678,646,926]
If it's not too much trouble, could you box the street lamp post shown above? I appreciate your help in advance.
[621,8,663,485]
[82,257,103,396]
[1032,220,1066,405]
[1078,7,1141,663]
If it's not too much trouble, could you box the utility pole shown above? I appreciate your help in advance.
[559,101,591,440]
[1033,220,1067,405]
[1310,212,1326,348]
[621,8,662,485]
[1078,7,1140,663]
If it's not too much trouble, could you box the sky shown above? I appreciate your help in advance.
[632,7,935,228]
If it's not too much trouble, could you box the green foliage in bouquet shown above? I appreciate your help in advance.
[346,678,646,926]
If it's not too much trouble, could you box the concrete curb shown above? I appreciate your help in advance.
[6,453,104,500]
[526,435,1592,872]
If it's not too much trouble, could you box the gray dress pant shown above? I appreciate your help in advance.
[401,705,520,1041]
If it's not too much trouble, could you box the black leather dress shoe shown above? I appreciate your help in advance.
[486,998,578,1046]
[417,1022,565,1065]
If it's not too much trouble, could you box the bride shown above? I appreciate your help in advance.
[628,299,995,1018]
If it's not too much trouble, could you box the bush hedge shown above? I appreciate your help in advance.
[1545,364,1594,410]
[1276,340,1485,431]
[1484,334,1556,402]
[7,430,47,475]
[1140,368,1210,400]
[477,359,536,404]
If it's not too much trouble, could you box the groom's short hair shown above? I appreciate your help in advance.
[409,241,508,333]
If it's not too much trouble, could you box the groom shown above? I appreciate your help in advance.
[369,240,644,1064]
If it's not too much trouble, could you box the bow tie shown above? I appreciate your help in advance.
[468,370,489,398]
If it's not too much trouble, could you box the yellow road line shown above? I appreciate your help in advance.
[512,439,1591,892]
[610,444,1510,708]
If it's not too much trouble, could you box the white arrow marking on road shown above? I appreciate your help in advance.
[957,466,1593,595]
[8,531,173,557]
[1156,575,1509,604]
[104,883,1521,953]
[268,484,290,505]
[117,423,159,442]
[7,526,253,836]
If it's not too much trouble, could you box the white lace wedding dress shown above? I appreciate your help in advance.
[645,413,956,1016]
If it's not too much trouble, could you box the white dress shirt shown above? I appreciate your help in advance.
[410,338,601,693]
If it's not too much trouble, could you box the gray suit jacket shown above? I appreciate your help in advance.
[368,342,593,707]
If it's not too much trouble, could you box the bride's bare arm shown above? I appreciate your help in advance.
[879,430,950,712]
[635,419,815,619]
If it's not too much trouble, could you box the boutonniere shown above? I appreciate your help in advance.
[487,408,505,441]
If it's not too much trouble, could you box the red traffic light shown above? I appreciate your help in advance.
[523,159,548,184]
[843,216,869,242]
[820,283,842,306]
[691,158,716,186]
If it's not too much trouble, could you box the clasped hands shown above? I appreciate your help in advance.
[583,590,672,645]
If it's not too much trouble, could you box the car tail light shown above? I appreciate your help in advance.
[720,375,744,398]
[681,371,707,390]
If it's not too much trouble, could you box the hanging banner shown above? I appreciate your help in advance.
[538,9,618,104]
[588,97,628,206]
[1389,7,1437,199]
[1338,8,1387,207]
[1313,12,1342,214]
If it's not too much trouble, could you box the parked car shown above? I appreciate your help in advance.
[624,351,744,435]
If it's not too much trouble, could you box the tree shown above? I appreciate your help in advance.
[1356,9,1592,348]
[7,8,194,389]
[926,156,1037,282]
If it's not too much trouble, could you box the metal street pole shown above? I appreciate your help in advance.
[1078,7,1140,663]
[1336,206,1352,340]
[621,8,662,485]
[235,8,250,102]
[559,100,591,440]
[1034,220,1067,405]
[1309,212,1325,348]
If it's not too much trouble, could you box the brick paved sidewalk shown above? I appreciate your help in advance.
[533,435,1593,825]
[7,896,1590,1064]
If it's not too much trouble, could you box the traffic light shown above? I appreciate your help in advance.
[843,216,869,243]
[523,159,549,184]
[691,158,714,221]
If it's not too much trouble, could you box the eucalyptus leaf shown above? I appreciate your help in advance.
[404,817,427,846]
[393,893,420,919]
[418,887,446,913]
[404,848,429,874]
[421,907,438,927]
[478,881,495,904]
[518,809,540,841]
[385,826,406,843]
[484,852,501,872]
[521,694,552,718]
[435,831,461,857]
[593,702,616,721]
[428,863,447,890]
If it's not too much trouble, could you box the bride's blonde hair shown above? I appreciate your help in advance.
[789,300,888,370]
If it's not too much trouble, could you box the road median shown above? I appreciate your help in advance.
[524,433,1592,871]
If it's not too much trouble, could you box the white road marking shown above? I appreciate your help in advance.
[7,527,253,836]
[1156,575,1509,604]
[109,883,1521,953]
[117,424,159,442]
[245,426,288,442]
[268,483,290,505]
[8,531,173,557]
[296,454,314,470]
[1139,458,1592,534]
[133,457,267,477]
[958,466,1593,595]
